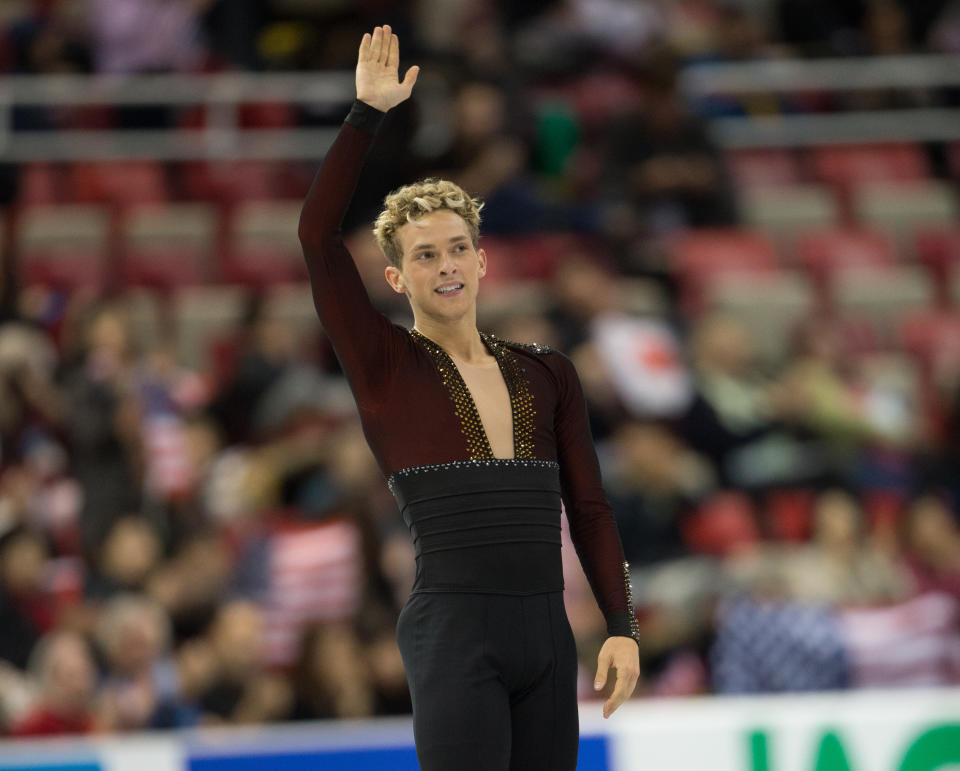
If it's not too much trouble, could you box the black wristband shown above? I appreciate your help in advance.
[606,612,641,648]
[345,99,386,133]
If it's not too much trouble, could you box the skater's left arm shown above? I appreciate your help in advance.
[550,351,640,717]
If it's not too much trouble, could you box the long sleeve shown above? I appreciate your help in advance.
[298,100,404,410]
[552,352,640,644]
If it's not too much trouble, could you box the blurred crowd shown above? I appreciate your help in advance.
[1,0,960,740]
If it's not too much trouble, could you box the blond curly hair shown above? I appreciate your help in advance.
[373,178,483,269]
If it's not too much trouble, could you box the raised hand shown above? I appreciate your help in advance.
[356,25,419,113]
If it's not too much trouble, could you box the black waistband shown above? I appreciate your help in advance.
[388,460,564,595]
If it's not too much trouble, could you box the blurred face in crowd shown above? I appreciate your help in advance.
[614,422,682,490]
[86,307,130,357]
[552,260,622,319]
[693,315,753,377]
[210,600,264,680]
[795,320,843,367]
[813,490,862,552]
[386,210,487,325]
[0,529,48,594]
[39,633,96,716]
[906,495,960,563]
[455,82,506,144]
[308,623,373,719]
[102,600,169,676]
[100,518,162,589]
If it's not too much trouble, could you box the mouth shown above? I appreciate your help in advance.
[435,282,464,297]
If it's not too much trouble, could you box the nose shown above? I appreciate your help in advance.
[439,251,457,275]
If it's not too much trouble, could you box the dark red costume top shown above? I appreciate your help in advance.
[299,100,639,642]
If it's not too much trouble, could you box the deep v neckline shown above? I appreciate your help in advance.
[409,328,519,460]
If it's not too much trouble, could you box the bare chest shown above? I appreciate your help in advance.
[453,359,515,459]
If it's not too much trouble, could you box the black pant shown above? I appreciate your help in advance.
[396,591,579,771]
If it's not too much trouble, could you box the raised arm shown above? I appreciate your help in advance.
[551,352,641,717]
[298,26,419,407]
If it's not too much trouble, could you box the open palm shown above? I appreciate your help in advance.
[356,25,419,113]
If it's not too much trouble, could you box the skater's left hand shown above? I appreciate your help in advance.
[594,637,640,719]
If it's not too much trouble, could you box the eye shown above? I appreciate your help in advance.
[455,244,468,252]
[417,251,434,260]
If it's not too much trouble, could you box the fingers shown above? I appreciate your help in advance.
[359,32,371,61]
[602,665,640,719]
[401,65,420,91]
[386,32,399,70]
[371,26,384,63]
[603,677,631,719]
[594,650,611,692]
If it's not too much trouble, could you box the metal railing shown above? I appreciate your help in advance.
[0,55,959,159]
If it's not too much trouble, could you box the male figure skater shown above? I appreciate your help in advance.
[299,25,640,771]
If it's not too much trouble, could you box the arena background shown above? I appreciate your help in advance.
[0,1,959,769]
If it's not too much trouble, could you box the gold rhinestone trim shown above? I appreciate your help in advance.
[410,328,491,460]
[408,329,537,461]
[483,333,536,460]
[623,560,641,642]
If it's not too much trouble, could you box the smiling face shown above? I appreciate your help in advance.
[385,209,487,324]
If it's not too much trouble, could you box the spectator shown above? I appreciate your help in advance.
[85,517,162,599]
[679,313,812,488]
[289,621,375,721]
[60,301,143,558]
[419,78,580,234]
[599,48,737,241]
[607,422,710,567]
[95,594,184,730]
[147,531,233,642]
[86,0,216,75]
[0,526,52,671]
[10,630,97,736]
[198,599,291,724]
[781,489,908,605]
[902,493,960,599]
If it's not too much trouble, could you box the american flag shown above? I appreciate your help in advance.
[262,518,363,666]
[840,592,960,687]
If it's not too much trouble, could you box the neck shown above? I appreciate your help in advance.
[413,313,488,362]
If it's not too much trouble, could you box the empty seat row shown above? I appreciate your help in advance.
[727,142,960,192]
[705,266,960,367]
[740,180,959,251]
[18,160,307,208]
[673,225,960,306]
[11,200,307,288]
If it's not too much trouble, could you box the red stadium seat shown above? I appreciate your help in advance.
[19,163,63,206]
[795,228,896,295]
[181,161,282,204]
[811,143,930,192]
[854,182,959,248]
[832,265,935,341]
[764,489,814,542]
[477,236,520,285]
[70,161,169,207]
[120,204,217,288]
[682,492,759,556]
[725,149,802,189]
[914,227,960,304]
[671,229,779,310]
[222,200,305,285]
[239,102,299,129]
[16,205,110,290]
[898,311,960,373]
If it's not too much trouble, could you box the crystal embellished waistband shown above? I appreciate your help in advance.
[386,458,560,495]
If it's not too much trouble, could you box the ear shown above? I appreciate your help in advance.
[385,265,406,294]
[477,248,487,279]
